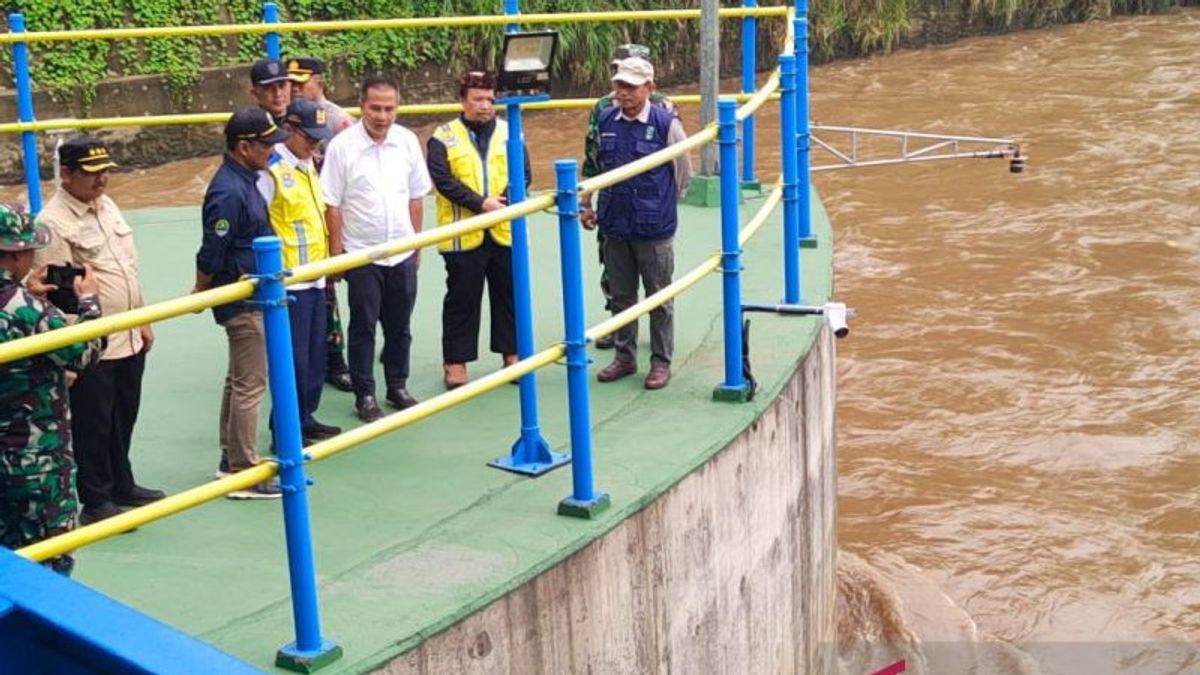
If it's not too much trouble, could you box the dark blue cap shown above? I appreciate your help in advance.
[284,99,334,141]
[225,107,286,145]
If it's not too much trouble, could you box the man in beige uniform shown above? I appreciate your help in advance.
[34,138,164,525]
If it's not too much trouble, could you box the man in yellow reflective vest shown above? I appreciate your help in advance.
[258,99,342,444]
[426,71,530,390]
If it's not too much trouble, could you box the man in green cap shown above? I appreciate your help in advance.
[0,202,104,576]
[581,44,677,349]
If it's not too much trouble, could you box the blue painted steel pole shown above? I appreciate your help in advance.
[9,14,42,216]
[795,2,816,246]
[779,54,801,304]
[263,2,281,59]
[553,160,609,518]
[713,100,751,403]
[253,237,342,672]
[489,101,564,476]
[504,0,519,32]
[740,0,758,186]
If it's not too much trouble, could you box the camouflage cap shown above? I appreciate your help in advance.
[613,43,651,64]
[0,202,51,252]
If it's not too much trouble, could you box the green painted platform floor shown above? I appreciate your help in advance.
[71,192,833,673]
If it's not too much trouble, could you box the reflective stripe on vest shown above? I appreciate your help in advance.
[432,118,512,253]
[266,156,328,269]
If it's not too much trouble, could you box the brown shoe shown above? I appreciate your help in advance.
[644,364,671,390]
[444,363,468,390]
[597,359,637,383]
[502,353,519,367]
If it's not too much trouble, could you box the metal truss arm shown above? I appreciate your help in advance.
[809,125,1025,173]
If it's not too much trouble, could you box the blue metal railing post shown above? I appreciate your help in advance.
[795,2,816,247]
[9,13,43,215]
[713,99,751,403]
[263,2,281,59]
[553,160,610,519]
[253,237,342,673]
[779,54,801,304]
[740,0,758,188]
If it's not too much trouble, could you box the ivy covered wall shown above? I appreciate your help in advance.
[0,0,1184,109]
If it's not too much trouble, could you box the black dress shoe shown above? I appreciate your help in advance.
[113,485,166,507]
[302,420,342,440]
[386,388,419,410]
[80,502,137,532]
[355,395,384,422]
[326,370,354,392]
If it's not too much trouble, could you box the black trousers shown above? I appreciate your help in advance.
[69,353,145,508]
[346,258,418,398]
[441,236,516,364]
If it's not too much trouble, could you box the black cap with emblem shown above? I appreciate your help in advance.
[59,137,118,173]
[224,107,287,145]
[250,58,294,86]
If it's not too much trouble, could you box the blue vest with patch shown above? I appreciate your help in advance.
[596,104,678,240]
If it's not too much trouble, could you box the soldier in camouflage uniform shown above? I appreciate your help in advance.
[581,44,678,348]
[0,202,104,576]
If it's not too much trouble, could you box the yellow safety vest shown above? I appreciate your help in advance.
[265,154,328,269]
[432,118,512,252]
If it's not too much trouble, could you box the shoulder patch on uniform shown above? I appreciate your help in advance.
[214,219,230,237]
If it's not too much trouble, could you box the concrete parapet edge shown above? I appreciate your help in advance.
[379,326,838,675]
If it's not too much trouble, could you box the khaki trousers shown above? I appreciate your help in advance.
[219,311,266,471]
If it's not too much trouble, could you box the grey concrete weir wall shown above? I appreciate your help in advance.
[381,327,839,675]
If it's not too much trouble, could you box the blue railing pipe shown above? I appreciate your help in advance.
[253,237,342,672]
[795,3,815,246]
[9,13,43,215]
[741,0,758,186]
[779,54,801,304]
[263,2,281,59]
[553,160,610,518]
[712,99,751,403]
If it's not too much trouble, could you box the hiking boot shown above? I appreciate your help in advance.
[227,481,283,500]
[355,395,384,422]
[644,364,672,390]
[597,359,637,383]
[113,485,166,507]
[443,363,468,390]
[595,333,615,349]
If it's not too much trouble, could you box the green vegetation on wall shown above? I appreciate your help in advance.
[0,0,1185,109]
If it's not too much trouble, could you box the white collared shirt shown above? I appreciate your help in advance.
[319,121,432,266]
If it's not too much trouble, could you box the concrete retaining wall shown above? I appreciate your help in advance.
[380,327,839,675]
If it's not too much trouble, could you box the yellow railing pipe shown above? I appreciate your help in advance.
[0,8,788,45]
[0,280,254,365]
[17,177,783,562]
[307,345,564,463]
[18,462,277,563]
[288,194,554,284]
[588,180,784,342]
[17,347,564,562]
[0,93,779,134]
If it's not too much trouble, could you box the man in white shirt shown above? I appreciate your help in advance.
[320,74,432,422]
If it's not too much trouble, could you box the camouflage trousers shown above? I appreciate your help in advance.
[325,283,345,357]
[0,451,77,576]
